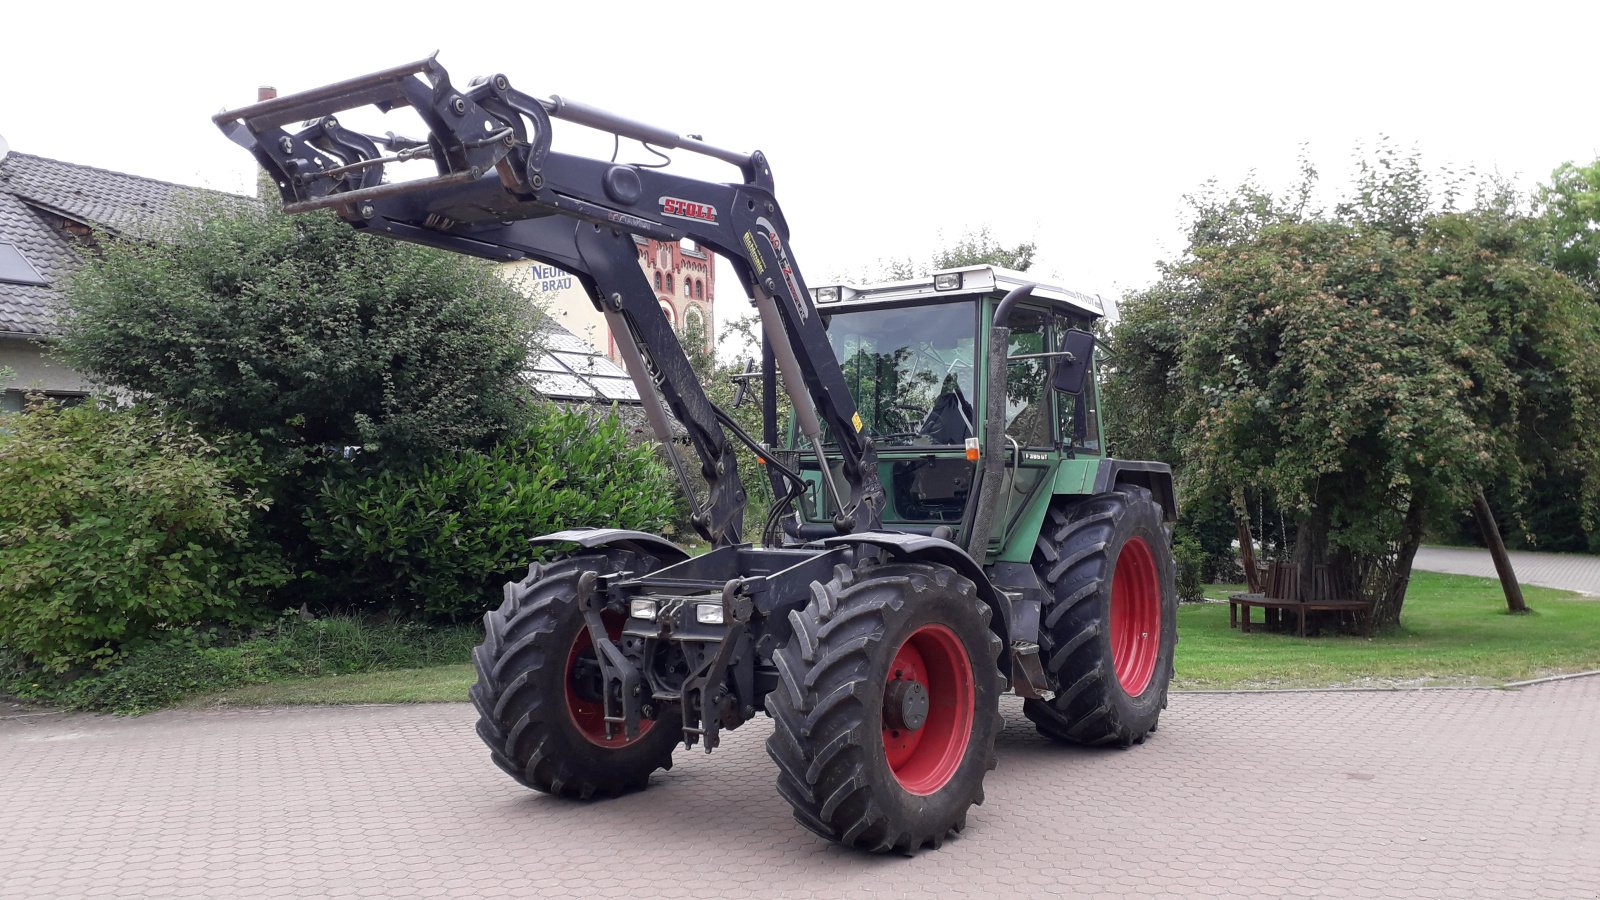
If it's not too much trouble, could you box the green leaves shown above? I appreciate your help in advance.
[57,200,540,473]
[1106,147,1600,610]
[0,403,289,672]
[303,404,677,620]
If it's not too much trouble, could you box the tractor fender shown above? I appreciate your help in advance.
[1092,460,1178,524]
[817,531,1012,670]
[528,528,691,566]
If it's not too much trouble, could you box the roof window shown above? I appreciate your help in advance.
[0,242,47,286]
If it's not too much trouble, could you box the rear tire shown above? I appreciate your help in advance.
[765,562,1004,853]
[471,552,681,799]
[1024,489,1178,747]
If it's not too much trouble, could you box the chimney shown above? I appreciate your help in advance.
[255,86,278,201]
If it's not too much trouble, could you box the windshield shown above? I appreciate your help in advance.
[823,300,978,448]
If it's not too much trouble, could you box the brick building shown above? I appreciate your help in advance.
[502,236,716,365]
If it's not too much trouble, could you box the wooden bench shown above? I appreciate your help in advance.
[1227,562,1373,637]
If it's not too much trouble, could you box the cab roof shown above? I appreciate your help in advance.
[809,265,1104,318]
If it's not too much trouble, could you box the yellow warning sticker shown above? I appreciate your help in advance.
[742,232,767,275]
[852,412,863,433]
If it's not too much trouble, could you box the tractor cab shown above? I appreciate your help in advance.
[792,266,1105,557]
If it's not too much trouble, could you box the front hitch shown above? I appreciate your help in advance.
[574,570,646,741]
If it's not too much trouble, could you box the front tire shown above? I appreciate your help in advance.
[1024,489,1178,747]
[471,552,681,800]
[765,562,1004,853]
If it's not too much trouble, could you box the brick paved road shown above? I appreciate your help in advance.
[1414,547,1600,596]
[4,680,1598,899]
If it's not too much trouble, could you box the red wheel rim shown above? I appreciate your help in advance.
[1110,536,1162,696]
[881,624,974,796]
[565,613,654,748]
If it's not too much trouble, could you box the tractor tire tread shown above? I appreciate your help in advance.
[471,553,677,800]
[765,562,1003,855]
[1024,489,1179,748]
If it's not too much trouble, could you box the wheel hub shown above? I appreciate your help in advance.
[880,623,975,796]
[883,678,929,732]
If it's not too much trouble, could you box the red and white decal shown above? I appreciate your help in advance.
[659,196,718,224]
[756,216,807,323]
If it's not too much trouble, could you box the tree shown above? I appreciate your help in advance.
[1108,150,1600,625]
[1535,158,1600,291]
[60,200,541,472]
[1421,206,1600,610]
[869,226,1037,281]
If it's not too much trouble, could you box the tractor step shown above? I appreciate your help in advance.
[1009,641,1054,700]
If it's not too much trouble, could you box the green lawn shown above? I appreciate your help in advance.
[1176,571,1600,689]
[186,570,1600,708]
[187,664,476,709]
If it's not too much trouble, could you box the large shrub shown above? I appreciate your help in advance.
[0,403,289,671]
[59,200,540,471]
[305,404,678,619]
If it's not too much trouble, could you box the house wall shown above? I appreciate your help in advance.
[0,336,91,394]
[501,260,610,355]
[500,239,718,365]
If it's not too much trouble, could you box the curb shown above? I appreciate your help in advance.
[1176,669,1600,695]
[1173,685,1509,695]
[1502,669,1600,688]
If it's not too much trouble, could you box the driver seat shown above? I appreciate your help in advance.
[919,388,974,445]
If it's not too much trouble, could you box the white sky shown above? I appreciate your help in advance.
[4,0,1597,337]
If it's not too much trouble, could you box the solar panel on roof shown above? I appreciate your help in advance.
[526,371,597,399]
[0,242,47,286]
[553,351,602,371]
[542,332,593,353]
[593,377,640,401]
[584,356,629,378]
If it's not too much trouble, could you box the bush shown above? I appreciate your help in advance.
[0,403,289,672]
[305,404,678,618]
[2,615,481,714]
[1172,530,1207,602]
[59,201,540,472]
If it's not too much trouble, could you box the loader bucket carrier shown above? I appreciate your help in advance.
[214,56,1180,854]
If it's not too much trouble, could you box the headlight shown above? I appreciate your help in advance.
[695,603,725,625]
[629,599,658,621]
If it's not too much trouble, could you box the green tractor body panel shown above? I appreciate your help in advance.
[790,267,1171,561]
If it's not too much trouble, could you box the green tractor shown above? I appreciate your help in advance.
[215,57,1178,854]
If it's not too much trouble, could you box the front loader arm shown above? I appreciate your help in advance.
[214,56,884,533]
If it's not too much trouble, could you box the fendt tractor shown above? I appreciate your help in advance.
[215,57,1179,854]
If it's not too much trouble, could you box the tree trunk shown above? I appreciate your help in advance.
[1372,493,1427,628]
[1235,489,1261,593]
[1471,484,1529,614]
[1291,503,1331,602]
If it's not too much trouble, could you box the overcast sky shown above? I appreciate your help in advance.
[4,0,1596,329]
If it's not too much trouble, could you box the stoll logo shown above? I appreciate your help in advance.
[659,196,717,224]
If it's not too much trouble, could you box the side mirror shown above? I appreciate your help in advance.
[1052,329,1095,395]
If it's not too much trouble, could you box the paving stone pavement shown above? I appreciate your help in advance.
[1413,547,1600,596]
[4,680,1598,899]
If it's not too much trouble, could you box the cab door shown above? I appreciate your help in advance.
[995,306,1055,549]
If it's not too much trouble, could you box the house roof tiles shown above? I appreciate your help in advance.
[0,150,238,337]
[0,147,644,409]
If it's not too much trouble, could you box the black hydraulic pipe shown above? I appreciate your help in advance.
[761,330,786,503]
[545,95,750,167]
[966,284,1035,559]
[762,332,778,448]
